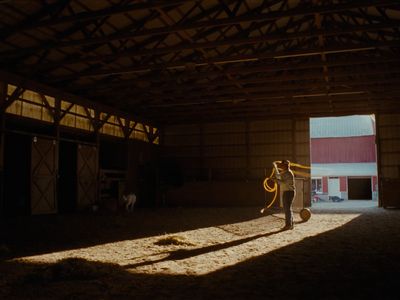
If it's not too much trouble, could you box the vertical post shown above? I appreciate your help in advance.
[0,82,6,169]
[0,82,6,215]
[94,109,101,205]
[54,98,61,213]
[245,120,250,180]
[54,98,61,141]
[292,119,297,163]
[375,113,383,207]
[158,126,164,147]
[199,122,205,180]
[124,118,130,197]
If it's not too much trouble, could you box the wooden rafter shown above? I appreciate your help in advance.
[1,86,25,112]
[0,0,399,125]
[1,0,397,58]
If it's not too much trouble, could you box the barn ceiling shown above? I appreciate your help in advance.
[0,0,399,125]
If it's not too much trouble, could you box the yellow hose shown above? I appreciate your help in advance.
[261,161,310,213]
[260,168,278,213]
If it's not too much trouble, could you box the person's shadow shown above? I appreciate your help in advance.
[124,228,284,269]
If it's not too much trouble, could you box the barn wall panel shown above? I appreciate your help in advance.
[165,181,265,207]
[249,144,291,156]
[164,146,201,157]
[380,154,400,166]
[203,122,245,133]
[249,131,292,144]
[203,145,246,157]
[164,134,200,146]
[163,118,310,206]
[379,129,400,139]
[165,124,201,135]
[249,119,292,131]
[203,133,245,145]
[203,157,247,169]
[377,114,400,207]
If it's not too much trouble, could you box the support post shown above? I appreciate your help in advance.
[0,82,6,215]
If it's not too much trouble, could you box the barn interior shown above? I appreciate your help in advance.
[0,1,400,299]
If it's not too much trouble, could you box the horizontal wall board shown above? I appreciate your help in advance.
[380,140,400,153]
[164,134,201,146]
[250,144,292,156]
[203,133,246,145]
[176,157,202,169]
[249,157,286,168]
[203,145,247,157]
[164,146,202,157]
[380,154,400,166]
[249,119,292,131]
[378,114,400,126]
[164,124,201,135]
[381,166,399,178]
[249,131,292,144]
[294,156,311,166]
[203,122,245,133]
[296,144,310,156]
[295,132,310,143]
[165,181,266,207]
[203,157,247,168]
[378,127,400,139]
[295,120,309,131]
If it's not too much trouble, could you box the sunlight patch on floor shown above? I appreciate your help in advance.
[12,212,361,275]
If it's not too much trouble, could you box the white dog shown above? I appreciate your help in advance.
[122,193,136,212]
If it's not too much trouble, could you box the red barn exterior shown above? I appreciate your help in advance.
[310,115,377,202]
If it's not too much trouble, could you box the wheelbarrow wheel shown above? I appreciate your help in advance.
[299,208,311,222]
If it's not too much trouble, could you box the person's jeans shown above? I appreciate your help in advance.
[283,191,295,227]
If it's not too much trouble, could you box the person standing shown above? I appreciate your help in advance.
[274,160,296,230]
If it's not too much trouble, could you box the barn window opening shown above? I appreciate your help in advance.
[310,115,378,209]
[4,84,158,144]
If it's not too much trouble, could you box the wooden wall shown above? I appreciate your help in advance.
[377,113,400,208]
[162,118,310,207]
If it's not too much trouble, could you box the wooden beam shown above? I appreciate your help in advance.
[0,0,71,40]
[39,93,55,119]
[313,0,331,95]
[59,102,74,121]
[45,41,400,83]
[0,70,156,126]
[143,95,400,124]
[23,22,400,69]
[0,81,6,172]
[91,80,400,109]
[143,124,157,143]
[147,76,400,100]
[0,86,25,112]
[0,82,6,108]
[97,113,111,131]
[73,58,400,94]
[137,83,400,108]
[1,1,187,35]
[2,0,397,58]
[116,117,128,139]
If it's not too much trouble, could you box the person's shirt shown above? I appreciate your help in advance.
[276,169,296,192]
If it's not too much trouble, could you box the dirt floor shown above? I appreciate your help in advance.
[1,202,399,299]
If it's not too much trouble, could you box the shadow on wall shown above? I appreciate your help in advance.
[1,209,400,299]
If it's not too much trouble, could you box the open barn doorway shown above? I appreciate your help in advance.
[309,115,378,210]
